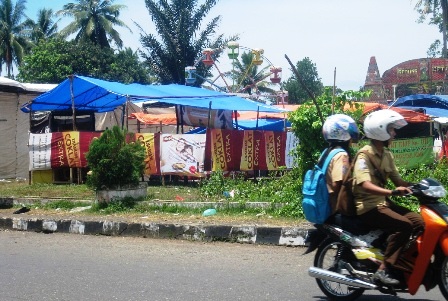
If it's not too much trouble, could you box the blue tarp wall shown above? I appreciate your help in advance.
[391,94,448,117]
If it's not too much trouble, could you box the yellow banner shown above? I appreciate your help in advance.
[62,131,81,168]
[240,131,255,170]
[265,131,277,170]
[136,133,157,175]
[210,129,228,171]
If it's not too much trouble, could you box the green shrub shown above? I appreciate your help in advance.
[86,126,145,190]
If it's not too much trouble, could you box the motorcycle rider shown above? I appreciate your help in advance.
[322,114,360,217]
[352,109,425,286]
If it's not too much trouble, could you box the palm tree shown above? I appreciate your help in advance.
[24,8,59,43]
[57,0,130,49]
[231,51,275,96]
[0,0,30,78]
[139,0,236,85]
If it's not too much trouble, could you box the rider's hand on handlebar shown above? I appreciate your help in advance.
[391,186,413,196]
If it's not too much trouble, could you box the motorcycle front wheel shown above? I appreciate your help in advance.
[314,239,365,301]
[438,256,448,300]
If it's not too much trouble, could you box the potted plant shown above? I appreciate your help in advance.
[86,126,147,203]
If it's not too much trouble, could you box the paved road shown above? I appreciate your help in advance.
[0,230,443,301]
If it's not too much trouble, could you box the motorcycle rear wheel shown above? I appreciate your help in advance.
[314,239,365,301]
[438,256,448,300]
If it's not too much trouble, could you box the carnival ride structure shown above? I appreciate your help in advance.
[184,41,287,105]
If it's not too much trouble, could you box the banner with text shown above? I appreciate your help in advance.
[29,132,100,170]
[205,129,287,171]
[354,137,434,169]
[135,132,161,175]
[389,137,434,168]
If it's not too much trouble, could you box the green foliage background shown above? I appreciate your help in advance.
[283,57,324,104]
[287,87,370,178]
[18,39,150,84]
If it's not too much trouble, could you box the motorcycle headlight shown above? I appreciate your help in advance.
[419,178,447,198]
[423,185,447,198]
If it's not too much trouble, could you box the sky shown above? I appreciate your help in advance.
[28,0,441,91]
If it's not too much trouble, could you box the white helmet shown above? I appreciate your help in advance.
[322,114,359,142]
[363,109,407,141]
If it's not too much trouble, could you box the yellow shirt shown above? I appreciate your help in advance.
[326,149,349,213]
[353,143,403,215]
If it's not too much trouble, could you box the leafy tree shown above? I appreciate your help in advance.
[107,47,152,84]
[283,57,324,104]
[287,88,370,178]
[414,0,448,57]
[17,39,150,84]
[230,51,275,96]
[139,0,236,85]
[0,0,31,77]
[23,8,59,43]
[57,0,130,49]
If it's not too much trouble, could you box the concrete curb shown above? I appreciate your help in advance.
[0,216,311,247]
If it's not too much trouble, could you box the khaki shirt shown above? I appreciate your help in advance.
[325,149,349,213]
[353,143,403,215]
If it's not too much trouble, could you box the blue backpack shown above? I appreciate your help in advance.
[302,148,345,224]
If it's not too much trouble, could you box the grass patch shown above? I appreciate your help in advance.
[42,200,92,210]
[0,182,94,199]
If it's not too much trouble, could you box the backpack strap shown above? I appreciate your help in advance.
[341,151,362,184]
[321,148,346,173]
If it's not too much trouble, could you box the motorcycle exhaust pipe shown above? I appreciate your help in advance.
[308,267,377,289]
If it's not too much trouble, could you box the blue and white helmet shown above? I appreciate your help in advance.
[322,114,359,142]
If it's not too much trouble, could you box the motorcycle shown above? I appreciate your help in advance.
[305,178,448,300]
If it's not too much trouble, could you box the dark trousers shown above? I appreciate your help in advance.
[359,202,425,266]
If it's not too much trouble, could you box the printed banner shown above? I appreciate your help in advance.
[354,137,434,169]
[206,129,236,171]
[135,133,160,175]
[240,130,265,170]
[177,106,233,129]
[285,132,299,168]
[29,133,52,170]
[31,130,291,174]
[264,131,286,170]
[29,132,100,170]
[390,137,434,168]
[160,134,206,176]
[205,129,287,171]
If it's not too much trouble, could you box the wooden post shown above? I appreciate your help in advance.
[68,75,76,184]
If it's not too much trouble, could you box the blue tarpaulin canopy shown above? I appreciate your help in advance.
[21,75,289,114]
[391,94,448,118]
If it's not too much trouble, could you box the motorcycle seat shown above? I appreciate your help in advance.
[332,213,371,235]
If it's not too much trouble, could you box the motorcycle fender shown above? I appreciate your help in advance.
[439,231,448,256]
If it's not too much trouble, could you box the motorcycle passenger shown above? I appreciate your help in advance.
[352,109,425,286]
[322,114,359,218]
